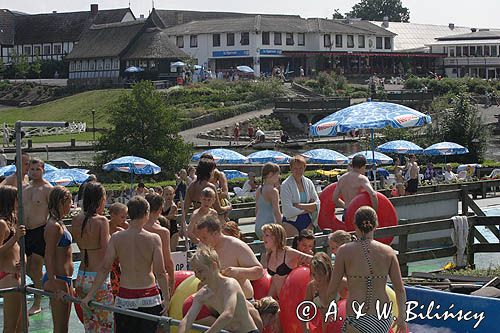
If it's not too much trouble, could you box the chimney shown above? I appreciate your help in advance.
[90,4,98,17]
[448,23,454,30]
[52,10,57,14]
[479,28,490,32]
[471,28,477,32]
[176,12,184,25]
[140,14,145,19]
[382,16,389,28]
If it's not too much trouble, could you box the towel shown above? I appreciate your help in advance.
[451,215,469,267]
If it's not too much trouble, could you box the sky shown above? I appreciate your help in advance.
[1,0,498,29]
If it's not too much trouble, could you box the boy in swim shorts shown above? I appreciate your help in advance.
[179,245,259,333]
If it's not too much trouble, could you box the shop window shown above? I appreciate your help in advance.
[492,45,498,57]
[176,36,184,48]
[324,34,332,47]
[240,32,249,45]
[274,32,282,45]
[384,37,392,49]
[347,35,354,48]
[262,32,270,45]
[43,45,51,55]
[484,45,490,57]
[358,35,365,48]
[227,33,235,46]
[335,35,343,48]
[298,33,305,46]
[190,35,198,48]
[213,34,221,47]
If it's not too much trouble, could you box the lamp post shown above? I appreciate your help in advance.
[91,109,96,143]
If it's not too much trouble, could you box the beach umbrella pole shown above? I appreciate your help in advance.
[371,129,377,190]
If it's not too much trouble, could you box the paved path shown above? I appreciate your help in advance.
[179,107,274,145]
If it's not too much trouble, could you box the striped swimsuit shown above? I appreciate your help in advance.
[343,239,392,333]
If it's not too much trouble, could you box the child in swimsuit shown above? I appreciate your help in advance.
[43,186,74,332]
[108,203,128,297]
[179,245,260,333]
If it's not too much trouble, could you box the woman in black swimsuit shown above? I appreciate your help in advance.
[162,186,179,252]
[260,223,312,299]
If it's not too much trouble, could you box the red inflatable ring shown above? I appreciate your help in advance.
[318,183,345,231]
[182,294,214,320]
[345,192,397,244]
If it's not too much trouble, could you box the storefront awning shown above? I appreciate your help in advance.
[283,51,446,58]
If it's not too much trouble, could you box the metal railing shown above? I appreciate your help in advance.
[0,286,227,332]
[4,121,226,332]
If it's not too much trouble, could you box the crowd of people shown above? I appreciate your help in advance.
[0,151,407,333]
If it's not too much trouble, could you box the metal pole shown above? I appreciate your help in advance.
[15,121,29,333]
[92,109,96,143]
[371,129,377,191]
[15,120,67,333]
[24,286,230,332]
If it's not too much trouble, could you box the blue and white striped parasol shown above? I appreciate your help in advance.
[424,142,469,156]
[301,148,349,164]
[310,102,432,137]
[348,151,393,165]
[44,169,90,186]
[192,149,248,164]
[247,150,291,164]
[103,156,161,175]
[377,140,424,154]
[0,163,58,177]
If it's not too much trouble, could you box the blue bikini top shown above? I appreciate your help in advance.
[58,227,73,247]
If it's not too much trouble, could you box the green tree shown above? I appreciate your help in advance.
[11,51,29,80]
[98,80,193,178]
[349,0,410,22]
[0,57,4,77]
[332,9,344,19]
[31,55,42,83]
[426,90,489,162]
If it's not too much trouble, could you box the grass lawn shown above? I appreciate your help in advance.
[28,132,101,144]
[0,89,126,128]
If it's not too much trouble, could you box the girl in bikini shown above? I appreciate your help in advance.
[326,206,407,333]
[0,185,26,332]
[261,223,312,299]
[72,182,114,332]
[43,186,74,332]
[303,253,348,333]
[162,186,179,252]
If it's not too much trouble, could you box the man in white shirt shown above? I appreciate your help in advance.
[444,164,457,181]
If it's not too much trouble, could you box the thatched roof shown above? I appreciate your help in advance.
[122,28,190,60]
[66,20,144,59]
[0,9,15,45]
[11,8,133,44]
